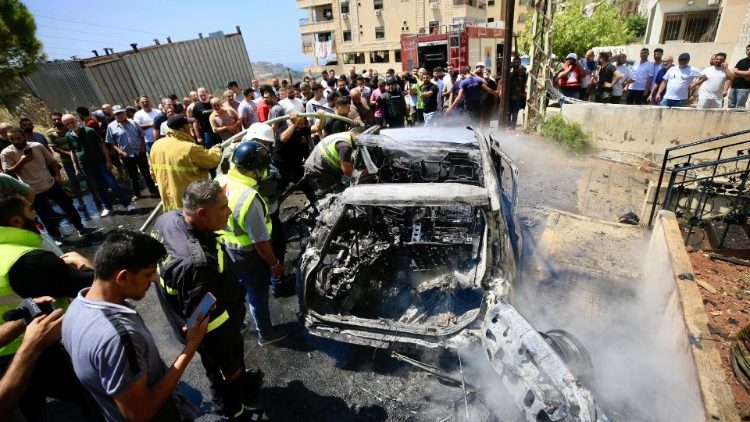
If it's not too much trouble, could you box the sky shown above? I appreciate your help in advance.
[24,0,313,70]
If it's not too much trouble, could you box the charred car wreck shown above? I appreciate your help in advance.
[298,127,606,421]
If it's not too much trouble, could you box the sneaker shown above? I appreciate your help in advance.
[242,369,264,405]
[257,330,289,347]
[131,195,140,202]
[126,204,136,213]
[77,227,96,237]
[100,208,111,217]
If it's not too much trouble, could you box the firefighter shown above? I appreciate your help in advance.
[151,179,263,421]
[302,125,366,198]
[149,115,223,211]
[221,142,290,343]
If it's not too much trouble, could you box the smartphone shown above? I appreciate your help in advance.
[186,292,216,329]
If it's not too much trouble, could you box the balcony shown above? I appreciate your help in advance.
[296,0,332,7]
[453,0,488,21]
[453,0,486,8]
[299,17,336,34]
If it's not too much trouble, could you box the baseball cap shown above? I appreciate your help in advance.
[166,114,189,129]
[566,53,577,60]
[678,53,690,61]
[112,105,126,114]
[475,61,485,68]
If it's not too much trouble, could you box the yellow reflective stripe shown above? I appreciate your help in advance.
[233,405,245,418]
[159,277,178,295]
[207,310,229,332]
[216,242,224,274]
[150,164,200,172]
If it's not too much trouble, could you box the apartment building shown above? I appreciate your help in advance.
[485,0,532,32]
[298,0,491,74]
[643,0,749,45]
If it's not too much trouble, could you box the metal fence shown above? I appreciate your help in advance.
[24,32,255,112]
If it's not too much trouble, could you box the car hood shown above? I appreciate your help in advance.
[340,183,489,206]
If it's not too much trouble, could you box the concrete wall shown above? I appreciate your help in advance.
[559,103,750,156]
[648,211,739,421]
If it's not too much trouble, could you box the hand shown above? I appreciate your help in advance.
[643,90,650,98]
[271,260,283,278]
[655,94,662,103]
[689,95,696,102]
[604,82,613,88]
[723,90,729,97]
[118,150,127,158]
[353,118,362,126]
[60,251,94,270]
[21,308,64,353]
[74,168,82,178]
[182,312,209,355]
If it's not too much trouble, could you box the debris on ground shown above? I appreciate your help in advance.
[690,251,750,416]
[617,211,640,225]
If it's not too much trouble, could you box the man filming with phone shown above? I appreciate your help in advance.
[63,229,208,421]
[152,179,263,421]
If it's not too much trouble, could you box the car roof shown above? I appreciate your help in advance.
[340,183,489,206]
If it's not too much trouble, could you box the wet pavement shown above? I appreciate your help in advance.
[48,130,654,421]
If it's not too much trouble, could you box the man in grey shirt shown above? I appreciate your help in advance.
[63,230,208,422]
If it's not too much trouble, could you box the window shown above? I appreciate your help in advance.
[661,11,718,43]
[375,26,385,39]
[343,30,352,42]
[429,21,440,33]
[395,49,402,62]
[374,0,383,10]
[317,32,331,41]
[488,17,494,23]
[341,1,349,14]
[517,13,526,23]
[519,0,530,5]
[370,50,390,63]
[488,0,495,5]
[344,52,366,65]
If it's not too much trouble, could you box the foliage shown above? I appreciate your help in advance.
[540,113,590,153]
[625,14,648,38]
[0,0,44,111]
[517,0,635,59]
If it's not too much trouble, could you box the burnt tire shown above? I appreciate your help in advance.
[540,329,595,388]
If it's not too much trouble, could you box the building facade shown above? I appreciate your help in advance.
[299,0,496,74]
[643,0,749,45]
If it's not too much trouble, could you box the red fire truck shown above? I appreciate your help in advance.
[400,25,506,74]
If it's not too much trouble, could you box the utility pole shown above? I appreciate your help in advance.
[500,0,516,129]
[524,0,555,131]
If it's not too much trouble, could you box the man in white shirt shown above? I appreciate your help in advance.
[648,48,664,104]
[655,53,702,107]
[626,48,654,105]
[278,86,304,115]
[613,53,633,104]
[237,87,258,129]
[691,52,735,109]
[305,83,328,126]
[132,96,162,152]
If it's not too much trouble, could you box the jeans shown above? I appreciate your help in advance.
[728,88,749,109]
[560,87,580,106]
[203,132,221,148]
[122,153,157,196]
[34,182,83,237]
[660,98,686,107]
[230,250,273,340]
[270,210,285,289]
[82,163,130,210]
[62,162,79,186]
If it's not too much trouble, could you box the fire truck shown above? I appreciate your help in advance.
[400,24,506,74]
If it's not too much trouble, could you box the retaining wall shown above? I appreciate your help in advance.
[648,211,739,421]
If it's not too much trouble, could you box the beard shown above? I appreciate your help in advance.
[22,127,33,134]
[22,216,38,233]
[55,122,65,130]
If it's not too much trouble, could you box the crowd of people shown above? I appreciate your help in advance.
[0,58,527,420]
[553,43,750,109]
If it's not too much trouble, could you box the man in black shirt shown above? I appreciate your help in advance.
[0,194,95,420]
[728,44,750,109]
[379,78,407,128]
[322,97,352,136]
[420,73,440,126]
[190,87,220,147]
[595,51,622,104]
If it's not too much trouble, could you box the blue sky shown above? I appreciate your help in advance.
[24,0,312,70]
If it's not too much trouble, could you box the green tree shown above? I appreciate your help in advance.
[518,0,635,59]
[625,14,648,38]
[0,0,44,110]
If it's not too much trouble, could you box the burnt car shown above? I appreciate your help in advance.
[297,127,605,421]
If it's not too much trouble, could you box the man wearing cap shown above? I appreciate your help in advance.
[654,53,702,107]
[149,115,222,212]
[557,53,583,100]
[303,126,366,198]
[105,105,159,200]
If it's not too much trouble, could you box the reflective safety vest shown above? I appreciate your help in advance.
[220,168,273,251]
[0,227,69,356]
[319,132,353,171]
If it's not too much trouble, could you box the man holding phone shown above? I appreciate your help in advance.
[152,179,263,420]
[63,230,208,421]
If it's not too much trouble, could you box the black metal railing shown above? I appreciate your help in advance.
[647,128,750,228]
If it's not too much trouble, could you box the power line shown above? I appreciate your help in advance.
[37,24,155,41]
[34,13,162,36]
[38,33,142,45]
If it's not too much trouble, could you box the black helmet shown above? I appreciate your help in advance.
[232,141,271,172]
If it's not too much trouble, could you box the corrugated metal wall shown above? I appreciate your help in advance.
[24,61,101,112]
[25,33,255,112]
